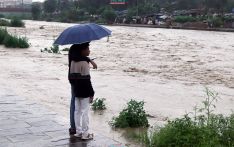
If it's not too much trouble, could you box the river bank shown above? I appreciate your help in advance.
[109,23,234,32]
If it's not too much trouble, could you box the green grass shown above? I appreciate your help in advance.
[135,88,234,147]
[61,48,69,51]
[0,28,8,44]
[0,19,11,26]
[110,99,149,128]
[3,34,29,48]
[0,28,29,48]
[17,37,30,48]
[10,17,25,27]
[41,45,60,54]
[91,98,106,111]
[0,17,25,27]
[174,16,197,23]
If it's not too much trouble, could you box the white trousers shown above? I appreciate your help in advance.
[74,97,90,136]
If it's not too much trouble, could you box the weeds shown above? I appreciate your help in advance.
[110,99,149,128]
[61,48,69,51]
[41,45,60,54]
[3,34,29,48]
[0,19,11,26]
[0,28,29,48]
[0,28,8,44]
[17,37,30,48]
[136,88,234,147]
[0,17,24,27]
[91,98,106,110]
[3,34,18,48]
[10,17,25,27]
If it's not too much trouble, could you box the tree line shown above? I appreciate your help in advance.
[31,0,234,22]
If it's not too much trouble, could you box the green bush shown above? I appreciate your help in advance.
[92,98,106,110]
[0,19,11,26]
[41,45,60,54]
[174,16,197,23]
[0,28,8,44]
[3,34,19,48]
[137,88,234,147]
[18,37,30,48]
[3,34,29,48]
[61,48,69,51]
[110,99,149,128]
[210,17,224,28]
[0,14,5,18]
[10,17,25,27]
[101,6,117,24]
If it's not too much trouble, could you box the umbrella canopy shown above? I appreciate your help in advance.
[54,23,111,45]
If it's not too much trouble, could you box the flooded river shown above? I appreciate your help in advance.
[0,20,234,146]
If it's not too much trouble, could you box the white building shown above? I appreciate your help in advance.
[0,0,32,8]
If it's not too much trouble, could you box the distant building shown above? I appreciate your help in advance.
[0,0,32,14]
[0,0,32,8]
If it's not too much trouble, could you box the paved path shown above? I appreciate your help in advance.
[0,89,123,147]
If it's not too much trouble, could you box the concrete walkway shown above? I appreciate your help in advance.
[0,89,123,147]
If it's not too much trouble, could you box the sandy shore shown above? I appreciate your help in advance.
[0,20,234,146]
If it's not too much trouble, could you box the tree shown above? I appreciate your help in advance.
[205,0,228,13]
[102,6,117,24]
[31,2,41,20]
[43,0,57,14]
[78,0,109,14]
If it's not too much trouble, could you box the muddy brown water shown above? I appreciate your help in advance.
[0,20,234,146]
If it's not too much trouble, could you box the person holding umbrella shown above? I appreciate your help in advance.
[69,42,95,140]
[54,23,111,139]
[68,43,97,135]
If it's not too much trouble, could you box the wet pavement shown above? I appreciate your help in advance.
[0,89,123,147]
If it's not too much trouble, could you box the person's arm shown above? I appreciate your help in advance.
[85,57,97,69]
[90,60,97,69]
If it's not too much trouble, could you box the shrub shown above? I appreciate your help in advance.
[101,6,117,24]
[32,2,42,20]
[3,34,19,48]
[18,37,30,48]
[136,88,234,147]
[110,99,149,128]
[62,48,69,51]
[41,44,60,54]
[92,98,106,110]
[0,14,5,18]
[0,19,11,26]
[10,17,25,27]
[174,16,197,23]
[211,17,224,28]
[3,34,29,48]
[0,28,8,44]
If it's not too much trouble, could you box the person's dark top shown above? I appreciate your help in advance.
[68,47,90,83]
[68,48,94,98]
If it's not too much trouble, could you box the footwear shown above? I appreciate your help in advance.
[81,133,94,140]
[69,128,76,135]
[74,133,82,138]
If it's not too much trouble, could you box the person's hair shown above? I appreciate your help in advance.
[70,42,90,56]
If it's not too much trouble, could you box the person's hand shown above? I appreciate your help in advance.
[90,60,97,69]
[92,62,97,69]
[90,96,94,103]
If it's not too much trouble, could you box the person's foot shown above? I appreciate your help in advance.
[74,133,82,138]
[82,133,94,140]
[69,128,76,135]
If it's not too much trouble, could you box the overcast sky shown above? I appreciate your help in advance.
[32,0,45,2]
